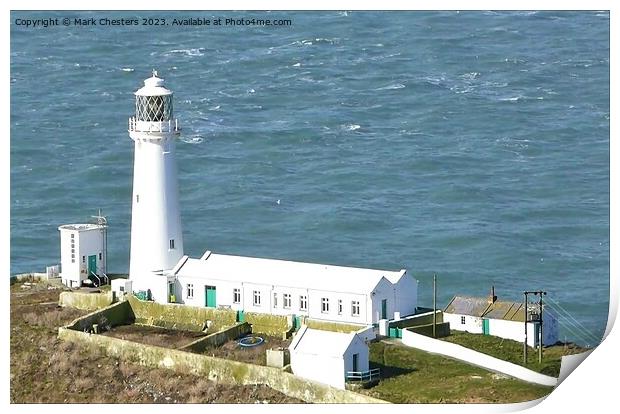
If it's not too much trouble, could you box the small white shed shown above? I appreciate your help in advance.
[289,326,369,390]
[58,223,107,288]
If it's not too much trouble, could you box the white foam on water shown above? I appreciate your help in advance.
[121,67,134,72]
[376,83,406,91]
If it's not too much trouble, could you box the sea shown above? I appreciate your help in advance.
[10,11,610,346]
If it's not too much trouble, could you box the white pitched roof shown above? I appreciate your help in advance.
[289,327,360,358]
[175,251,405,295]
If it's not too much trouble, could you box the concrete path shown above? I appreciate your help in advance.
[391,332,558,387]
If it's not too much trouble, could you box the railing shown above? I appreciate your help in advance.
[128,117,179,134]
[346,368,380,383]
[99,269,109,285]
[89,271,102,287]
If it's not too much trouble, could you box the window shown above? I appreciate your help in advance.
[71,248,75,253]
[461,316,466,325]
[136,195,140,203]
[233,288,241,304]
[253,290,261,306]
[273,292,278,308]
[321,298,329,313]
[283,293,291,309]
[82,256,85,263]
[338,299,343,315]
[119,286,125,292]
[99,252,102,260]
[169,239,175,249]
[299,295,307,311]
[186,284,194,299]
[351,301,360,316]
[71,234,75,239]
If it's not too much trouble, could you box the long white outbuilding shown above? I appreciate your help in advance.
[169,251,417,326]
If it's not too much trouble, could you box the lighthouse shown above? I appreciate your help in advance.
[128,71,184,303]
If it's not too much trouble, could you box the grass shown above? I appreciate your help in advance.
[440,331,589,377]
[360,340,553,404]
[10,281,301,403]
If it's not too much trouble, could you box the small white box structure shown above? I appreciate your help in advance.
[112,278,133,300]
[289,327,369,390]
[58,223,107,288]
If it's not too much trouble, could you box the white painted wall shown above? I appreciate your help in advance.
[488,312,558,347]
[343,336,370,373]
[392,271,417,317]
[175,275,374,325]
[400,328,557,387]
[59,226,105,287]
[444,312,483,334]
[290,349,346,389]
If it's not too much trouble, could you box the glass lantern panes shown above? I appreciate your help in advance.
[136,95,173,121]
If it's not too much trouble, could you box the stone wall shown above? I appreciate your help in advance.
[244,312,290,336]
[180,323,252,353]
[304,319,367,333]
[409,322,451,338]
[58,327,387,404]
[64,301,134,332]
[59,291,115,311]
[389,310,444,329]
[128,295,236,332]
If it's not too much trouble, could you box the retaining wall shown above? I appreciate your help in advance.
[244,312,290,336]
[409,322,451,338]
[128,296,236,332]
[389,310,444,329]
[58,328,386,404]
[400,328,557,387]
[180,323,252,353]
[305,319,367,333]
[59,291,115,311]
[64,301,134,332]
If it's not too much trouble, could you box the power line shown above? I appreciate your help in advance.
[545,297,600,343]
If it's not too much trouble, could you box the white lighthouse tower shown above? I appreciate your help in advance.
[128,71,184,303]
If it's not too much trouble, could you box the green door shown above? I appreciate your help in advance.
[205,286,217,308]
[88,255,97,275]
[482,319,490,335]
[381,299,387,319]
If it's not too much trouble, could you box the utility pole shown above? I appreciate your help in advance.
[433,273,437,338]
[523,290,547,365]
[523,291,528,364]
[538,291,547,363]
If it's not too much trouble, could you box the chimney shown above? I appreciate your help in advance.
[489,286,497,303]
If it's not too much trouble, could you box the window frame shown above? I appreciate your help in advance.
[299,295,308,311]
[186,283,194,299]
[253,290,261,306]
[233,288,241,304]
[351,300,360,316]
[321,297,329,313]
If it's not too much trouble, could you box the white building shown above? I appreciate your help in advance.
[58,223,107,288]
[289,326,369,389]
[123,72,417,326]
[171,251,417,325]
[443,295,559,347]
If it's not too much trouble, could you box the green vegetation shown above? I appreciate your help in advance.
[440,331,589,377]
[361,340,553,403]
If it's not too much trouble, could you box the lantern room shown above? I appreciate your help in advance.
[129,70,179,136]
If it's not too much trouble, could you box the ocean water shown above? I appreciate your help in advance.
[10,11,609,345]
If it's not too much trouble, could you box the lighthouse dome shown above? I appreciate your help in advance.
[135,71,173,97]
